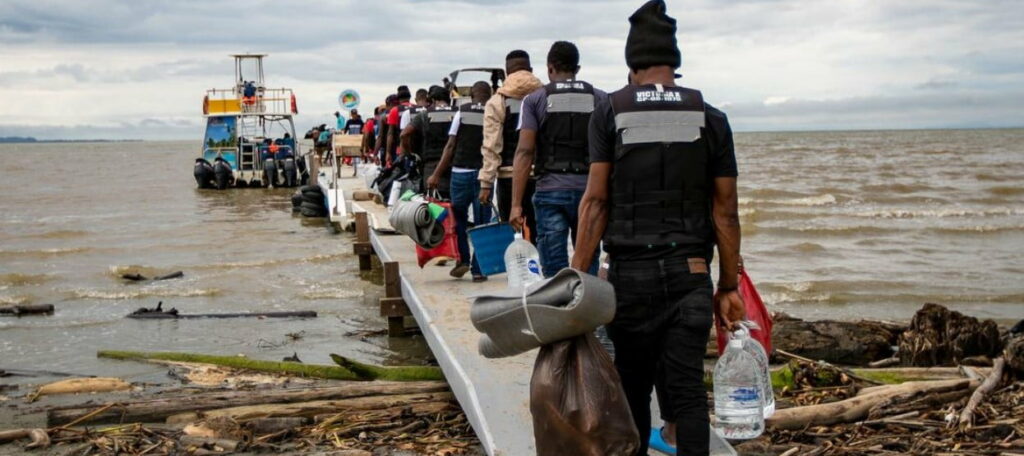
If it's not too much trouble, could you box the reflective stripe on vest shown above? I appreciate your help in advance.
[460,111,484,126]
[547,92,595,113]
[614,111,705,145]
[427,111,455,123]
[504,97,521,114]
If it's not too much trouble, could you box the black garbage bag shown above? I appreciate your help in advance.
[530,332,639,456]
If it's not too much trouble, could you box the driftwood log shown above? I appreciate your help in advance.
[0,304,54,316]
[766,379,977,430]
[166,391,456,424]
[771,313,903,365]
[958,356,1006,428]
[47,381,449,426]
[898,303,1003,366]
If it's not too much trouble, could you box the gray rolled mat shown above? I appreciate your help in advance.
[389,200,445,249]
[470,268,616,358]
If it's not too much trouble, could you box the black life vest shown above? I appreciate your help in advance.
[500,96,522,167]
[536,80,595,175]
[453,102,485,169]
[402,105,427,156]
[605,84,714,252]
[421,105,455,165]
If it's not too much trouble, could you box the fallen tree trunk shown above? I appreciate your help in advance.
[47,381,448,426]
[329,354,444,381]
[958,356,1006,428]
[166,392,456,424]
[27,377,131,402]
[0,304,54,316]
[766,379,976,430]
[98,350,360,381]
[127,310,318,319]
[771,313,903,365]
[898,303,1003,366]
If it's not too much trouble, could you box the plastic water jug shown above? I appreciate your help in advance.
[735,326,775,417]
[504,232,542,290]
[713,338,765,440]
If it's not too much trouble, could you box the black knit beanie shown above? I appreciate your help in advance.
[625,0,681,71]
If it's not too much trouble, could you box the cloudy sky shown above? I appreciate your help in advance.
[1,0,1021,140]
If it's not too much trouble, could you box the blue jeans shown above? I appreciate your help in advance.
[532,189,599,278]
[450,170,491,276]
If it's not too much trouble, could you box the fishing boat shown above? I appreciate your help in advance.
[194,54,308,190]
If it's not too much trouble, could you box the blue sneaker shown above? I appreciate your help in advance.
[649,427,677,455]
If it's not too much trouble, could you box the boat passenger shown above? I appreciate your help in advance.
[344,110,364,135]
[375,95,399,165]
[386,87,413,165]
[335,111,345,131]
[570,2,744,455]
[406,85,455,199]
[430,81,493,282]
[479,50,543,242]
[510,40,603,278]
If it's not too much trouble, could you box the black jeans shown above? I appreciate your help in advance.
[607,256,714,456]
[496,177,537,242]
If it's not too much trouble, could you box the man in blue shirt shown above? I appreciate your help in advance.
[509,41,603,277]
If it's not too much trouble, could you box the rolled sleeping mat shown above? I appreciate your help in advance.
[470,268,615,359]
[388,201,445,249]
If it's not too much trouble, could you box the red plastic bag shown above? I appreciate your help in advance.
[415,199,459,268]
[716,269,773,355]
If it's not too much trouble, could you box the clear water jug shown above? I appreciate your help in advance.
[713,338,765,440]
[735,326,775,417]
[504,232,542,290]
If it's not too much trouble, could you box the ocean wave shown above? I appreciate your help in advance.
[852,207,1024,219]
[0,294,32,305]
[193,253,348,271]
[24,229,91,240]
[928,225,1024,234]
[739,194,837,207]
[761,225,898,236]
[0,273,52,287]
[987,186,1024,196]
[860,183,951,194]
[70,288,221,300]
[301,287,364,300]
[0,247,92,258]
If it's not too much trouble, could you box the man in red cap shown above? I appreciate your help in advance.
[571,1,745,454]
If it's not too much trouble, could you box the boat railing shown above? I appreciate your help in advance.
[205,88,296,116]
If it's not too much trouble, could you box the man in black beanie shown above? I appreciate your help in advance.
[571,1,746,455]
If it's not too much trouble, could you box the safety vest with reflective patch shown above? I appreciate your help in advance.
[536,80,595,175]
[454,103,485,170]
[605,84,714,251]
[422,105,455,165]
[500,96,522,167]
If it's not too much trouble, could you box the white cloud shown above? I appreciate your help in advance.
[0,0,1021,139]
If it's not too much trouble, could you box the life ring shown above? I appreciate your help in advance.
[290,94,298,114]
[202,95,209,115]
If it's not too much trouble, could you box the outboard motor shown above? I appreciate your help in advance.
[193,158,215,188]
[213,158,234,190]
[282,158,297,187]
[263,158,279,187]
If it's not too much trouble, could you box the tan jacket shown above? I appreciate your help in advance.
[479,70,543,189]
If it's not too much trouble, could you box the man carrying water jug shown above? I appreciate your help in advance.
[571,1,745,454]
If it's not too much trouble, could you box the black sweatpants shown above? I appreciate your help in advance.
[607,255,714,456]
[496,177,537,242]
